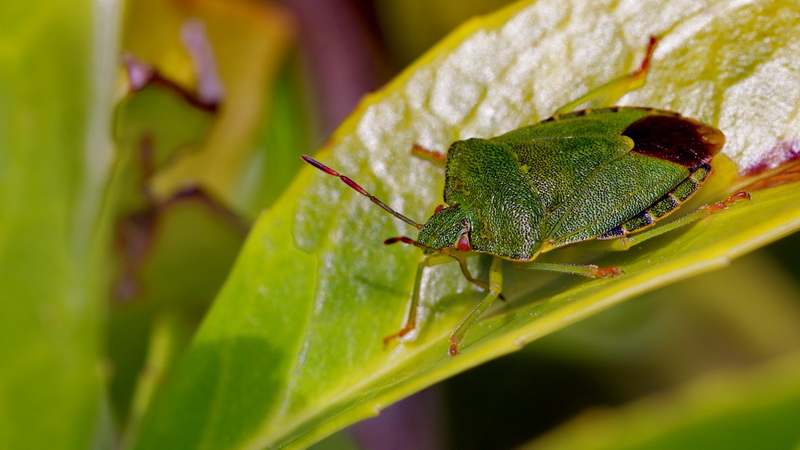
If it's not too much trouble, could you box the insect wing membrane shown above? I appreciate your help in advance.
[541,152,689,248]
[520,108,722,249]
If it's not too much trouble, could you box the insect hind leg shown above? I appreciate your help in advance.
[555,36,658,114]
[603,190,751,250]
[597,163,713,241]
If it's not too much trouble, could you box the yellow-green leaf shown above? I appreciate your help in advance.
[133,0,800,448]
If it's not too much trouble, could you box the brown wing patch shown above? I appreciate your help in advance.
[623,115,724,168]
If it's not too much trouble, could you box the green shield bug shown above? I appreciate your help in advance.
[302,37,749,356]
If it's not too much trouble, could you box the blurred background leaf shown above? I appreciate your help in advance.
[521,351,800,450]
[0,0,121,448]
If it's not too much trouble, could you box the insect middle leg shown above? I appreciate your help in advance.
[516,261,623,278]
[513,188,747,278]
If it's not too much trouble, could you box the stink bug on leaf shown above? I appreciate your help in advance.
[302,37,749,356]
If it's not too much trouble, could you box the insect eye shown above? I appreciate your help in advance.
[457,234,471,252]
[434,204,446,214]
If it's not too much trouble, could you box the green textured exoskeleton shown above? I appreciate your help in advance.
[417,108,723,258]
[302,38,748,356]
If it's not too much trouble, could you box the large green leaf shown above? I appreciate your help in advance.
[0,0,121,448]
[134,0,800,448]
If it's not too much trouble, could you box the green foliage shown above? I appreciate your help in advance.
[0,0,118,448]
[523,353,800,450]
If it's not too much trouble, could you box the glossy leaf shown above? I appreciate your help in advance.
[134,0,800,448]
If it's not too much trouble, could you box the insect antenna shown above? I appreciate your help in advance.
[302,155,424,230]
[384,236,438,252]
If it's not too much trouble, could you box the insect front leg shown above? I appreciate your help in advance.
[555,36,658,114]
[448,256,504,356]
[383,254,451,346]
[411,144,447,168]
